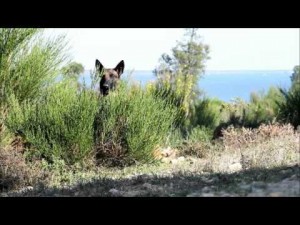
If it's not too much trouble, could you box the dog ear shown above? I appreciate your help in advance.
[114,60,125,77]
[95,59,104,74]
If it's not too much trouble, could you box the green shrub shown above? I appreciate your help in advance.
[245,86,283,127]
[277,86,300,129]
[0,28,69,143]
[0,29,68,106]
[94,81,177,164]
[5,80,99,164]
[191,98,223,130]
[277,66,300,129]
[187,126,213,143]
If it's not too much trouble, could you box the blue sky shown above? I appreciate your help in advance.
[44,28,299,71]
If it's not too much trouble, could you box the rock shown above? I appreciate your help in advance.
[177,156,185,162]
[162,147,177,158]
[201,193,215,197]
[218,191,235,197]
[19,186,34,193]
[268,192,283,197]
[252,182,266,188]
[228,163,242,172]
[186,192,202,197]
[142,183,153,189]
[247,192,266,197]
[161,158,171,163]
[122,190,144,197]
[171,157,185,164]
[202,186,211,193]
[109,188,121,196]
[239,184,251,191]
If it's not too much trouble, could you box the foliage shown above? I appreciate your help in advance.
[290,65,300,91]
[5,80,100,164]
[0,28,69,144]
[191,98,223,130]
[276,65,300,129]
[61,61,84,80]
[94,81,177,165]
[152,29,210,131]
[277,86,300,129]
[0,28,68,106]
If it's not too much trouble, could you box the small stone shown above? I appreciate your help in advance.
[186,192,202,197]
[201,193,215,197]
[177,156,185,161]
[268,192,283,197]
[142,183,153,189]
[228,163,242,172]
[240,184,251,190]
[109,188,120,196]
[171,159,178,164]
[247,192,266,197]
[218,191,234,197]
[122,191,143,197]
[252,182,266,188]
[202,186,211,193]
[161,158,171,163]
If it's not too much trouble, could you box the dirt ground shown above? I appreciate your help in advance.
[1,158,299,197]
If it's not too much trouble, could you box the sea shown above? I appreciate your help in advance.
[79,70,292,102]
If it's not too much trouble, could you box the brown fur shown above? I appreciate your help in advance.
[95,59,125,96]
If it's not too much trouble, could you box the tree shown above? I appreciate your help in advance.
[277,65,300,129]
[154,28,210,80]
[291,65,300,91]
[153,29,210,131]
[61,61,85,90]
[61,61,84,80]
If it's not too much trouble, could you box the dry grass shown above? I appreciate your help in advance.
[204,123,299,173]
[221,123,295,149]
[0,123,299,196]
[0,147,47,191]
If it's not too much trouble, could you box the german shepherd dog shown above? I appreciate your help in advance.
[95,59,125,96]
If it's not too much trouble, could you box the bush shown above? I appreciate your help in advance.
[0,29,68,106]
[5,80,99,164]
[0,28,69,145]
[147,71,195,131]
[245,86,283,127]
[94,81,177,165]
[212,87,284,139]
[221,123,295,149]
[177,126,214,158]
[277,87,300,129]
[191,98,223,130]
[276,66,300,129]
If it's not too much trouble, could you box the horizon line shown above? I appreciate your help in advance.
[82,68,293,72]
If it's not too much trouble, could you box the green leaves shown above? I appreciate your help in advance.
[0,28,69,106]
